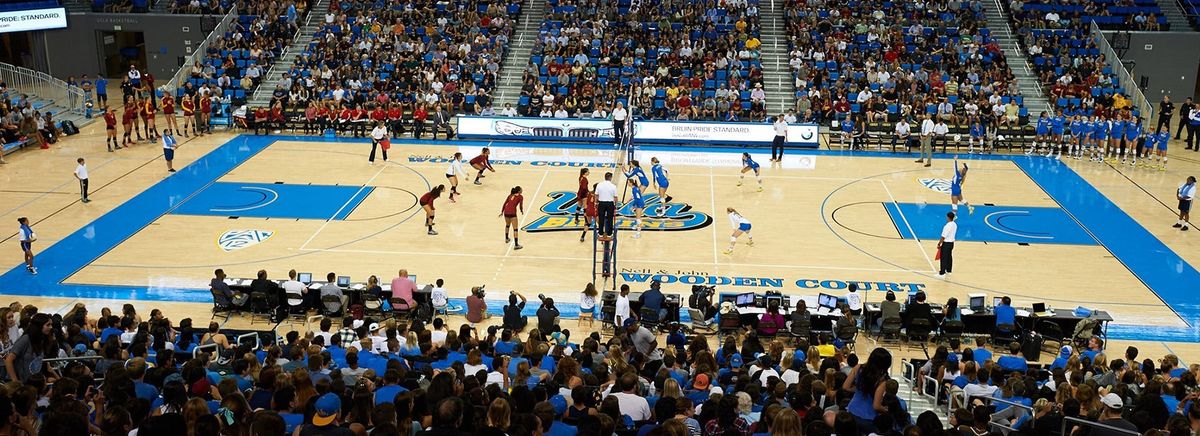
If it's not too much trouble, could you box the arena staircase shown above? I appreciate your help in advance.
[1159,0,1193,30]
[760,0,795,115]
[983,0,1052,120]
[893,371,952,427]
[494,0,542,109]
[246,0,327,108]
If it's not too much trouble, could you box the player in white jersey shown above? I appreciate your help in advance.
[722,207,754,255]
[444,152,467,202]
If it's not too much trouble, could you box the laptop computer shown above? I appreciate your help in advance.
[336,276,351,287]
[1032,302,1050,317]
[297,272,312,284]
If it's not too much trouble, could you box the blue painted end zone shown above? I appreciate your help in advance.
[171,182,375,220]
[883,202,1097,245]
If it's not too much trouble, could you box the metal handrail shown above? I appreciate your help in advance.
[251,0,318,102]
[1089,20,1154,121]
[193,342,219,358]
[165,5,239,94]
[967,394,1035,434]
[0,62,86,116]
[1061,416,1139,436]
[236,332,261,350]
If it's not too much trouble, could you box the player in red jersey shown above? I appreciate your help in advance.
[419,185,445,235]
[121,101,137,146]
[161,94,178,136]
[180,94,195,136]
[574,168,589,224]
[469,147,495,185]
[580,184,597,242]
[142,98,159,141]
[501,186,525,249]
[104,108,119,151]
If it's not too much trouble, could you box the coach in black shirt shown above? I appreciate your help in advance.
[1178,97,1194,140]
[250,269,283,308]
[1158,96,1175,132]
[903,291,936,328]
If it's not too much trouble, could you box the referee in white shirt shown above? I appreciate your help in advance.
[938,211,957,277]
[918,113,935,167]
[1175,176,1196,231]
[771,114,787,161]
[74,157,90,203]
[612,103,628,146]
[596,172,618,237]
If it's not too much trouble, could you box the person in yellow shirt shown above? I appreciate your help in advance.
[735,18,747,33]
[746,37,761,50]
[1112,94,1130,110]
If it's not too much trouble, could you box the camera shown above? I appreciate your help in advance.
[689,285,715,309]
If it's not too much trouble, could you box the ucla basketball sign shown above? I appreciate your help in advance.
[522,191,712,233]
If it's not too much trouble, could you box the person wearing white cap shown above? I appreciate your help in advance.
[1095,393,1137,436]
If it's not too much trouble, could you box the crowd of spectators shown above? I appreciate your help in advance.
[0,87,64,153]
[518,0,770,122]
[783,0,1027,133]
[1008,0,1159,121]
[250,0,520,133]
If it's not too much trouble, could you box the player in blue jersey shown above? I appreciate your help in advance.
[1047,110,1067,158]
[628,177,646,238]
[1030,111,1051,155]
[1108,114,1127,162]
[1125,117,1143,166]
[1092,115,1110,162]
[722,207,754,255]
[624,160,649,193]
[950,157,972,214]
[739,152,763,191]
[1068,115,1083,159]
[650,157,672,217]
[1153,126,1171,170]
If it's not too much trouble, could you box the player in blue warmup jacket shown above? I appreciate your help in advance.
[1153,126,1171,170]
[968,116,986,154]
[650,157,672,217]
[1093,115,1110,162]
[739,152,763,191]
[1108,116,1127,161]
[1031,112,1051,155]
[1125,117,1143,165]
[1048,110,1067,158]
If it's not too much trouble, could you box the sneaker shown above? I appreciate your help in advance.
[1173,223,1183,228]
[1183,226,1190,231]
[746,240,754,247]
[514,244,523,250]
[757,186,763,192]
[914,159,924,163]
[29,267,37,275]
[968,204,975,215]
[473,180,482,185]
[579,235,585,242]
[722,249,733,255]
[168,169,176,173]
[427,229,439,235]
[736,180,743,186]
[505,237,511,243]
[936,273,947,280]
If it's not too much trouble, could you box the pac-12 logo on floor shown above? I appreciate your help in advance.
[522,191,712,233]
[919,178,952,194]
[218,229,273,252]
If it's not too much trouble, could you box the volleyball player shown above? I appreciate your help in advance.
[161,93,178,136]
[722,207,753,255]
[445,152,466,202]
[198,93,212,135]
[580,184,597,242]
[1046,109,1066,158]
[1093,115,1110,162]
[1068,115,1083,159]
[17,217,36,275]
[501,186,524,249]
[1109,114,1126,163]
[950,158,972,214]
[1029,111,1050,155]
[470,147,495,185]
[420,185,444,235]
[574,168,590,224]
[739,152,763,191]
[1153,126,1171,170]
[180,93,195,137]
[142,96,159,141]
[121,100,136,146]
[1125,117,1143,166]
[628,177,646,238]
[624,160,649,192]
[650,157,672,217]
[104,108,118,151]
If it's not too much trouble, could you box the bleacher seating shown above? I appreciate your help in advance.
[1014,0,1170,31]
[521,0,768,121]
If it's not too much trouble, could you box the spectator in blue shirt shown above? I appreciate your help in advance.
[996,342,1029,373]
[972,337,992,365]
[1081,337,1104,364]
[639,281,667,322]
[1051,346,1073,370]
[994,296,1016,328]
[373,368,409,406]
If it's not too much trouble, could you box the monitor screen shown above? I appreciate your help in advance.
[817,293,838,310]
[969,295,985,310]
[1032,302,1047,313]
[297,272,312,284]
[993,297,1003,307]
[906,292,918,306]
[765,296,783,309]
[336,276,351,287]
[735,292,757,307]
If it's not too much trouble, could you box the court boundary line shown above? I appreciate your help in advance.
[708,164,720,265]
[299,165,387,250]
[876,179,936,271]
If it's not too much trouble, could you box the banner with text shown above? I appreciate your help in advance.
[0,7,67,33]
[457,116,820,147]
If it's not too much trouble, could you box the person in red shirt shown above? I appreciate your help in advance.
[574,168,589,223]
[317,102,331,133]
[387,103,403,136]
[270,102,285,132]
[104,108,119,151]
[352,104,368,138]
[419,185,445,235]
[142,98,159,141]
[161,94,178,136]
[180,94,195,136]
[303,102,319,134]
[198,94,211,135]
[253,107,270,135]
[122,100,138,145]
[580,184,597,242]
[469,147,495,185]
[413,104,428,139]
[501,186,525,249]
[337,105,353,135]
[371,105,387,127]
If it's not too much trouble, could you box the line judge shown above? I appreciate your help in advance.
[938,211,956,278]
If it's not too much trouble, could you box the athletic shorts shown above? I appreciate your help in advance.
[445,173,456,179]
[656,178,669,189]
[1180,200,1192,213]
[1158,142,1169,151]
[951,184,962,197]
[738,223,752,232]
[504,214,517,219]
[631,197,645,209]
[20,241,31,252]
[1036,128,1048,136]
[106,125,115,131]
[164,148,175,161]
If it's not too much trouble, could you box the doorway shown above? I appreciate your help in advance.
[96,30,147,79]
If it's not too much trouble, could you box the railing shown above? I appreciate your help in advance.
[967,395,1035,435]
[250,0,318,102]
[0,62,86,116]
[1090,20,1154,121]
[193,342,219,358]
[236,332,261,350]
[164,5,239,95]
[1061,416,1139,436]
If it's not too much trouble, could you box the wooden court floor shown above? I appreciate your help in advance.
[2,113,1200,360]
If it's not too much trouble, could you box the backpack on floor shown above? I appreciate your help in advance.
[60,120,79,135]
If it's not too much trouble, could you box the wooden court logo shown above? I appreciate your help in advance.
[918,178,952,194]
[522,191,712,233]
[218,229,274,252]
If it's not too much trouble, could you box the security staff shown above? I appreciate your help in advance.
[938,211,957,278]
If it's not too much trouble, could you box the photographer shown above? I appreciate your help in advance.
[503,291,528,331]
[688,285,717,322]
[536,294,560,333]
[466,286,488,324]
